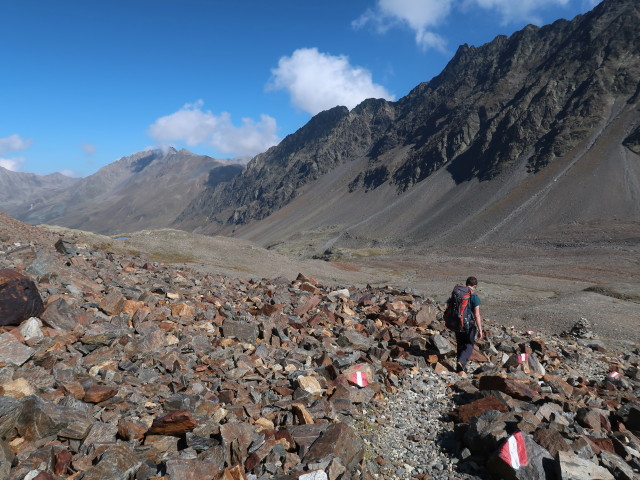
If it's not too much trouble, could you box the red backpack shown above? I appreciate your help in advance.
[444,285,473,331]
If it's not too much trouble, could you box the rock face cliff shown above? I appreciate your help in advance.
[10,149,242,235]
[177,0,640,251]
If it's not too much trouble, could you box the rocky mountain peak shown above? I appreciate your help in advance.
[174,0,639,251]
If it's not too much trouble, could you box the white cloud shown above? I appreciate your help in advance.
[353,0,453,52]
[463,0,571,25]
[148,100,280,158]
[267,48,395,115]
[0,157,26,172]
[355,0,587,48]
[0,134,31,156]
[81,143,97,156]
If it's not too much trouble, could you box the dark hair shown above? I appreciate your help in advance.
[466,276,478,286]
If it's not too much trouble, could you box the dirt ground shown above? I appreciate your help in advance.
[352,243,640,352]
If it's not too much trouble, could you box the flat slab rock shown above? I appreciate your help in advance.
[556,450,615,479]
[0,332,34,366]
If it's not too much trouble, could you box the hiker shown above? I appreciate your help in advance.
[453,276,483,373]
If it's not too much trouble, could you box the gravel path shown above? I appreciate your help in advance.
[354,321,619,480]
[358,368,468,480]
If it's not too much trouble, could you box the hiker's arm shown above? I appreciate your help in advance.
[473,305,483,339]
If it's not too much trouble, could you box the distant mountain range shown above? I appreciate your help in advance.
[3,149,241,235]
[4,0,639,254]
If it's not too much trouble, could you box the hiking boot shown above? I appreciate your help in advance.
[455,362,465,373]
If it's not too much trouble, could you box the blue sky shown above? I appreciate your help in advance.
[1,0,599,177]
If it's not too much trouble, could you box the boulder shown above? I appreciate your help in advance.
[486,432,556,480]
[0,269,44,326]
[303,423,364,471]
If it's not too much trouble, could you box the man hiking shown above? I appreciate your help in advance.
[451,276,483,374]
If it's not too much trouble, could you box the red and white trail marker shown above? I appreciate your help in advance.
[350,370,368,388]
[608,371,621,379]
[499,432,528,470]
[517,353,529,364]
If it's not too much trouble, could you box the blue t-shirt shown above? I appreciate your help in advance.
[470,294,481,309]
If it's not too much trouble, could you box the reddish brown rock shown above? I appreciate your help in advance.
[118,419,148,441]
[0,269,44,326]
[54,448,73,475]
[99,291,126,315]
[303,423,364,471]
[543,374,574,397]
[469,348,489,363]
[165,458,222,480]
[453,396,509,424]
[171,303,195,317]
[478,375,541,401]
[148,409,197,436]
[294,295,322,316]
[532,427,571,457]
[586,435,616,454]
[84,385,118,404]
[121,300,144,316]
[219,465,249,480]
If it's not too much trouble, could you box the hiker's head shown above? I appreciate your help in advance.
[466,276,478,288]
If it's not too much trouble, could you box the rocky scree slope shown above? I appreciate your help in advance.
[0,216,639,480]
[176,0,640,247]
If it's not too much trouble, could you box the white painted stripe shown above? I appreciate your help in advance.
[508,435,521,469]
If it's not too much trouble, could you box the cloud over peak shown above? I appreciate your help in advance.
[148,100,280,159]
[355,0,586,50]
[268,48,395,115]
[353,0,453,52]
[0,134,32,172]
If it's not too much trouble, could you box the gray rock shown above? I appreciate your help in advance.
[556,450,615,480]
[430,334,455,356]
[0,332,35,366]
[80,444,143,480]
[599,450,637,480]
[0,396,22,438]
[221,318,259,343]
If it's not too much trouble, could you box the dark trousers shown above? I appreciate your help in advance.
[455,325,477,368]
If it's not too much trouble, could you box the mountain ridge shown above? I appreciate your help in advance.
[9,148,243,235]
[175,0,640,253]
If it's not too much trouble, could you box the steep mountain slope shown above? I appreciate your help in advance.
[13,148,242,235]
[0,168,79,218]
[177,0,640,252]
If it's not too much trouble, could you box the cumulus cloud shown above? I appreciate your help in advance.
[267,48,395,115]
[148,100,280,158]
[0,134,31,156]
[353,0,453,52]
[0,157,26,172]
[465,0,571,25]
